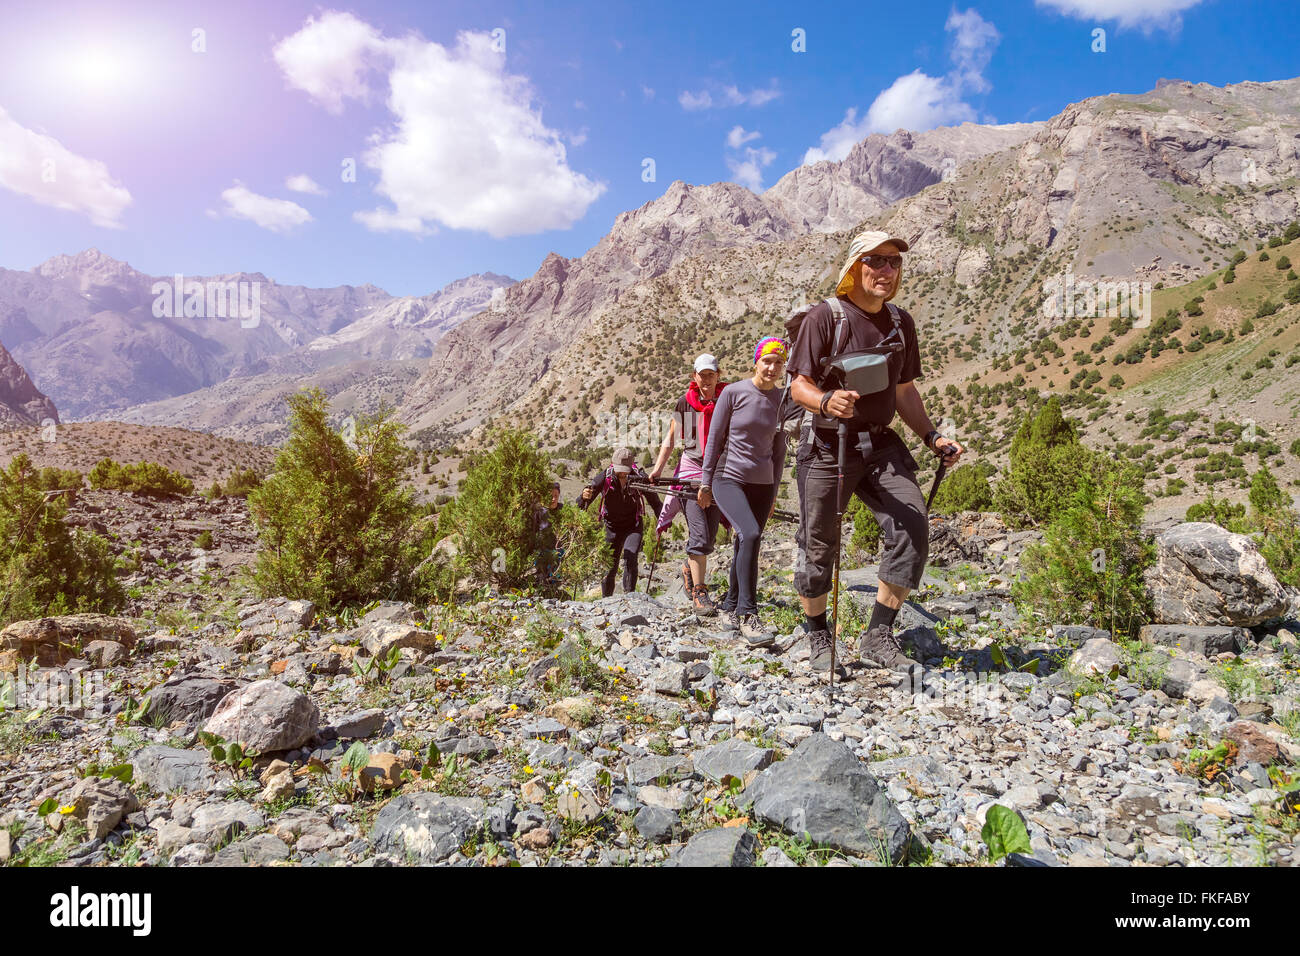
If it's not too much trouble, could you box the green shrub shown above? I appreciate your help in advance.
[994,397,1099,529]
[846,497,881,563]
[195,530,213,550]
[930,461,995,514]
[1185,492,1248,532]
[222,468,263,498]
[0,454,124,626]
[36,467,84,494]
[88,458,194,497]
[246,388,433,610]
[1011,462,1154,639]
[436,428,567,592]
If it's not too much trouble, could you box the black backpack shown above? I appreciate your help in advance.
[777,297,903,441]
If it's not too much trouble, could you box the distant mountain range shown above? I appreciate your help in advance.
[0,341,58,428]
[0,249,512,440]
[2,73,1298,468]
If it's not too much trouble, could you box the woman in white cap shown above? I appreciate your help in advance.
[786,230,963,679]
[649,353,728,616]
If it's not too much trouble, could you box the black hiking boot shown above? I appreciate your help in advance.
[858,624,922,673]
[807,629,847,678]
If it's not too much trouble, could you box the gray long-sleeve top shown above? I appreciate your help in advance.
[700,378,787,486]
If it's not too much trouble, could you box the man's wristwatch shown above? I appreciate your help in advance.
[924,429,942,451]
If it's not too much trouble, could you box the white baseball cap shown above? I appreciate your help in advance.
[694,354,719,373]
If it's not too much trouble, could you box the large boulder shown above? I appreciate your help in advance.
[0,614,137,666]
[1140,624,1248,657]
[202,680,319,753]
[1144,523,1288,626]
[1069,638,1124,677]
[370,794,487,864]
[668,826,758,867]
[132,746,223,793]
[741,733,912,862]
[149,673,240,727]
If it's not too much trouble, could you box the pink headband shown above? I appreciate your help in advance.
[755,336,789,363]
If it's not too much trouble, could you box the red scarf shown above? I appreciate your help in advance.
[685,380,727,454]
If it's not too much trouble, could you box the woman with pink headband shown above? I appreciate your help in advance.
[698,336,789,644]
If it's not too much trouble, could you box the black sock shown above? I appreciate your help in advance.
[869,601,899,632]
[805,612,828,633]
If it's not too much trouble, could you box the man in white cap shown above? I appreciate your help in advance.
[649,353,728,616]
[786,230,963,678]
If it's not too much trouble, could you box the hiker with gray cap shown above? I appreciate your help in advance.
[785,230,964,679]
[649,353,729,616]
[579,448,662,597]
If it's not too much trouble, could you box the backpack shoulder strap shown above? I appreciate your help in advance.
[825,297,850,362]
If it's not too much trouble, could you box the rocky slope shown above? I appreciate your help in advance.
[398,123,1043,436]
[0,490,1297,868]
[0,342,58,428]
[404,75,1300,456]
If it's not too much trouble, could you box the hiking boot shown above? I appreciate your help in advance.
[858,624,922,673]
[738,614,776,647]
[807,629,847,678]
[691,585,717,617]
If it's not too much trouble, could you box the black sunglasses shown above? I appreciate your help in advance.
[859,254,902,270]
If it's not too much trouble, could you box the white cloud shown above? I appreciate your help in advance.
[275,18,606,238]
[641,84,655,101]
[1034,0,1204,31]
[802,9,999,164]
[272,11,388,114]
[679,90,713,110]
[567,128,589,147]
[285,173,326,196]
[679,82,780,111]
[0,106,131,227]
[726,125,760,149]
[727,146,776,192]
[220,182,313,233]
[946,8,1000,94]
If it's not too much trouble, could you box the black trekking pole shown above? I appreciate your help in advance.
[645,531,661,594]
[925,443,953,512]
[830,419,848,688]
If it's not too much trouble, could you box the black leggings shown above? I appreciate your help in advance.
[711,479,775,617]
[603,528,642,597]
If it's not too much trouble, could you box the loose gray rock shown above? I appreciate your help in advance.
[132,746,222,794]
[1069,638,1123,677]
[670,826,758,867]
[202,680,319,753]
[742,733,912,863]
[634,806,682,844]
[330,708,387,740]
[370,794,487,864]
[694,738,774,783]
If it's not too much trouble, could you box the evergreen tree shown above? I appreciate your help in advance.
[246,389,430,609]
[995,399,1099,529]
[1011,462,1154,638]
[0,454,123,626]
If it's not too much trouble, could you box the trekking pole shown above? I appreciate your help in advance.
[645,531,660,594]
[830,419,848,688]
[925,449,950,512]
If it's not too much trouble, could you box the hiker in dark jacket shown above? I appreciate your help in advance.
[579,448,662,597]
[787,230,963,679]
[531,482,563,591]
[649,353,728,616]
[699,337,788,644]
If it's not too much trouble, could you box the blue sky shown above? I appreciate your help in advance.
[0,0,1296,297]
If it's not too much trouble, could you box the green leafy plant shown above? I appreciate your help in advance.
[981,804,1031,863]
[198,731,256,776]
